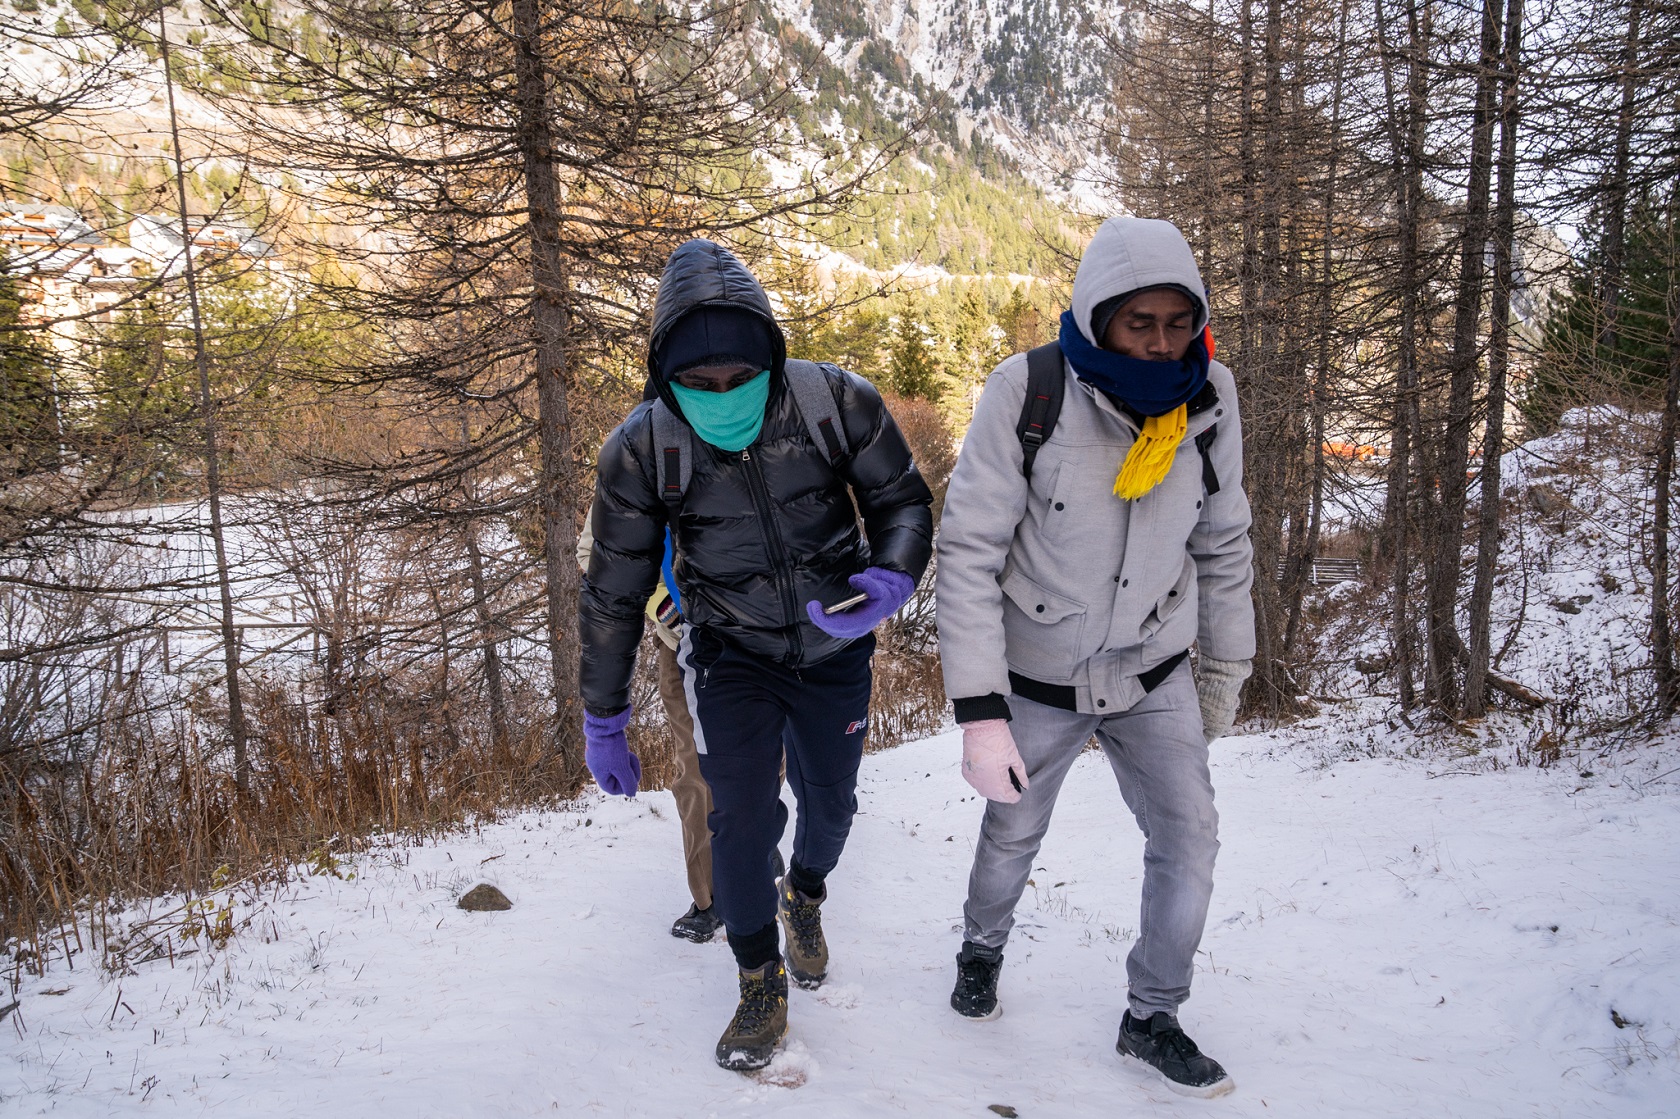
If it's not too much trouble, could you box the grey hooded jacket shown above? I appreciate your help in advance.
[936,217,1256,719]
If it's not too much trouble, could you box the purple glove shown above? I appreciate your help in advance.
[806,567,916,639]
[584,706,640,797]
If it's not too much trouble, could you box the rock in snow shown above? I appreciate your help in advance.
[457,884,513,912]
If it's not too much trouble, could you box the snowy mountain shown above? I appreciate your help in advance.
[770,0,1115,124]
[764,0,1120,197]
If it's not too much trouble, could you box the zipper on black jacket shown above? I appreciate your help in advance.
[741,447,804,663]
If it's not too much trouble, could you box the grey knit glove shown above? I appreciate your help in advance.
[1195,657,1252,743]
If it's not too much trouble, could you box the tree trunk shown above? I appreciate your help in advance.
[1285,0,1352,656]
[1376,0,1430,711]
[1199,0,1218,266]
[1465,0,1523,719]
[1653,182,1680,718]
[159,15,249,791]
[1238,0,1304,716]
[1598,0,1646,355]
[510,0,583,780]
[1428,0,1502,715]
[429,583,463,757]
[457,413,510,755]
[464,519,511,754]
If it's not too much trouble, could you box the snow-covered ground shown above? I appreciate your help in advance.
[1314,406,1671,747]
[5,726,1676,1116]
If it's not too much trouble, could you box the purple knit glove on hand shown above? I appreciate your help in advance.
[584,706,640,797]
[806,567,916,639]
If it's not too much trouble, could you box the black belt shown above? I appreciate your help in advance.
[1008,650,1189,714]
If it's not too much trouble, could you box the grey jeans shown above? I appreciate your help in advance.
[963,662,1219,1018]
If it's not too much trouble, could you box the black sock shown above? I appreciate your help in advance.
[728,922,779,970]
[787,859,826,899]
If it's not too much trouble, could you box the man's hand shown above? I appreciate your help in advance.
[961,719,1029,803]
[806,567,915,639]
[584,706,641,796]
[1195,657,1252,743]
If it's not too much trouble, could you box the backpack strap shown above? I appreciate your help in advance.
[1017,342,1065,483]
[1193,424,1221,495]
[650,362,845,505]
[783,359,849,465]
[650,399,692,507]
[1013,340,1222,497]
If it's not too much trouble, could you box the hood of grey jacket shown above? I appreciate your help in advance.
[1071,217,1210,343]
[936,218,1254,718]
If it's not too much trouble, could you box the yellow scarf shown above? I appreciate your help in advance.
[1112,404,1188,501]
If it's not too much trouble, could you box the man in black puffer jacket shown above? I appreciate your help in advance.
[579,239,933,1072]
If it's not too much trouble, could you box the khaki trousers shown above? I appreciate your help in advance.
[656,639,714,909]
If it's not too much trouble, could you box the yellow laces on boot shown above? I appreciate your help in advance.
[1112,403,1188,500]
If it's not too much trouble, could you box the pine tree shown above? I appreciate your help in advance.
[997,285,1047,355]
[1530,196,1677,431]
[0,259,58,480]
[887,298,941,400]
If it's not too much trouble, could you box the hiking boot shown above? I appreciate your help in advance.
[714,960,789,1071]
[670,903,721,943]
[777,876,828,989]
[950,941,1004,1020]
[1116,1010,1235,1098]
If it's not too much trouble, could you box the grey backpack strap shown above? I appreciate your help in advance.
[783,359,849,466]
[650,400,692,506]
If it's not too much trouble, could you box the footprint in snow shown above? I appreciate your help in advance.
[753,1039,815,1088]
[813,983,861,1010]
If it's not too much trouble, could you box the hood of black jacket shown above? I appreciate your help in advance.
[646,239,787,423]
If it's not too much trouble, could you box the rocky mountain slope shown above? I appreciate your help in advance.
[765,0,1119,201]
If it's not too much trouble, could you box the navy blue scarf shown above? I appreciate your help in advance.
[1057,310,1209,418]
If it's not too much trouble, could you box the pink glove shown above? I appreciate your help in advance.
[960,719,1029,803]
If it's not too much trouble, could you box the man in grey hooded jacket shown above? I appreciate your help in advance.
[937,217,1254,1098]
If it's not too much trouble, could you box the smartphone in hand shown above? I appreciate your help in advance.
[823,591,870,615]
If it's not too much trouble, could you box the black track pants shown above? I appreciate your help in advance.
[675,627,874,938]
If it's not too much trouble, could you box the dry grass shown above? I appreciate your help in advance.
[2,603,952,976]
[0,654,577,977]
[868,646,947,751]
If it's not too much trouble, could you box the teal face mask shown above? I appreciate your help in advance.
[668,370,772,452]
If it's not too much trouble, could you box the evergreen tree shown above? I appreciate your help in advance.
[0,259,58,478]
[887,298,941,400]
[1529,194,1677,432]
[997,284,1047,355]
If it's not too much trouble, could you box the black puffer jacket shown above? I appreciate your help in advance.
[579,240,934,714]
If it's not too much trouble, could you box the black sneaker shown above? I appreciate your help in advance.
[714,960,789,1071]
[1116,1010,1235,1098]
[950,941,1003,1020]
[777,876,828,989]
[670,903,721,943]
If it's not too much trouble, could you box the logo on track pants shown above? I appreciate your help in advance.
[845,718,868,736]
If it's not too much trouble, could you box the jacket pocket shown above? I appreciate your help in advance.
[1140,561,1196,642]
[1027,458,1062,505]
[999,566,1087,681]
